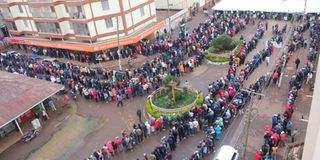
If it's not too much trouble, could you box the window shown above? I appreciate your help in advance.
[140,7,145,16]
[101,0,110,10]
[72,23,89,36]
[18,5,23,13]
[105,18,113,28]
[50,6,55,12]
[35,22,61,34]
[24,20,28,27]
[69,22,73,30]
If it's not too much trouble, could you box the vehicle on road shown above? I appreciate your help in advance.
[21,129,40,143]
[213,145,239,160]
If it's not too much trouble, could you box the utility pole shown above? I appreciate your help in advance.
[304,0,307,14]
[116,16,122,71]
[166,0,172,35]
[241,89,265,160]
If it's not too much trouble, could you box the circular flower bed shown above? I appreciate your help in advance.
[146,87,203,119]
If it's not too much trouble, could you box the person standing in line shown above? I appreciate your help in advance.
[265,22,268,31]
[117,94,124,107]
[266,56,270,66]
[137,109,142,122]
[295,58,300,69]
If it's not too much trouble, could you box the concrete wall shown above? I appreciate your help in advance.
[155,0,199,10]
[302,58,320,160]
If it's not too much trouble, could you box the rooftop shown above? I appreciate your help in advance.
[0,71,63,128]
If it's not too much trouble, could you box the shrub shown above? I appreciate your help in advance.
[211,35,234,53]
[232,39,243,47]
[196,94,204,106]
[205,54,230,62]
[145,99,160,118]
[163,75,181,87]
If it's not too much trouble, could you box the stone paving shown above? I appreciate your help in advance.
[0,8,314,160]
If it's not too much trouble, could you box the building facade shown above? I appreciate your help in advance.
[0,0,161,52]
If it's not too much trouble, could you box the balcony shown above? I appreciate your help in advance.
[70,12,85,19]
[73,23,89,36]
[68,6,86,19]
[31,12,56,19]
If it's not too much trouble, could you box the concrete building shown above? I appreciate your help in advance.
[0,0,163,52]
[155,0,209,10]
[302,58,320,160]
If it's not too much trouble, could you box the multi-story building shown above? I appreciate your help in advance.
[0,0,164,52]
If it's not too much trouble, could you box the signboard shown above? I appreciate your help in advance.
[20,109,35,123]
[5,21,165,53]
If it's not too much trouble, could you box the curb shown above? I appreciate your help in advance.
[206,59,229,65]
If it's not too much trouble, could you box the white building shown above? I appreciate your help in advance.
[155,0,208,10]
[0,0,162,52]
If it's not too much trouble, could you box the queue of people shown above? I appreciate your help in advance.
[0,11,252,108]
[83,17,269,160]
[255,17,319,160]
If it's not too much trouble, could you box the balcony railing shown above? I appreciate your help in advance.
[70,12,85,19]
[31,12,56,19]
[73,24,89,36]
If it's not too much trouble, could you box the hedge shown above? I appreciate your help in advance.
[205,54,230,63]
[146,95,203,119]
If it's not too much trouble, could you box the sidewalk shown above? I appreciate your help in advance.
[234,29,313,159]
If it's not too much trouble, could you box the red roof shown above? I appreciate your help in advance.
[0,71,64,128]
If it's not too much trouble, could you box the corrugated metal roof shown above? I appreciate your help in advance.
[0,71,64,128]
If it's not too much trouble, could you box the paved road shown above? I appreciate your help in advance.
[0,12,313,160]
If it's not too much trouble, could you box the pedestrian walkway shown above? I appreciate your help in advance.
[234,25,313,159]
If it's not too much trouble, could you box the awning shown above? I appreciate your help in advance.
[4,21,165,53]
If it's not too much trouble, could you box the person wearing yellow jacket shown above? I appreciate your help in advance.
[179,64,184,76]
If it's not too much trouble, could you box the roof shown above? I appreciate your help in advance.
[212,0,320,13]
[0,71,64,128]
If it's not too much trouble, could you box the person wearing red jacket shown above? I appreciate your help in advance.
[255,150,262,160]
[127,86,132,98]
[279,131,286,147]
[272,133,279,146]
[115,136,122,152]
[92,88,97,102]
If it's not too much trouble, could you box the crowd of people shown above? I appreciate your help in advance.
[255,17,319,160]
[2,8,317,160]
[1,11,252,107]
[139,20,284,160]
[82,13,270,160]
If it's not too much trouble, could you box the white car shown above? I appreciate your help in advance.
[213,145,239,160]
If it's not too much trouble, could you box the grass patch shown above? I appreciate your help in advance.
[153,88,197,109]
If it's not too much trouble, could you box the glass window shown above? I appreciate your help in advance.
[24,20,28,27]
[69,22,73,30]
[35,22,61,34]
[105,18,113,28]
[50,6,55,12]
[18,5,23,13]
[140,7,145,16]
[101,0,110,10]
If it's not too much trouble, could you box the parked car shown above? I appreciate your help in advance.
[213,145,239,160]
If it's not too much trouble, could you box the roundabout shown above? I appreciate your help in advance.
[146,76,203,119]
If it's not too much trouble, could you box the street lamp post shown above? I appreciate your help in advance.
[166,0,172,34]
[116,16,122,71]
[241,89,265,160]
